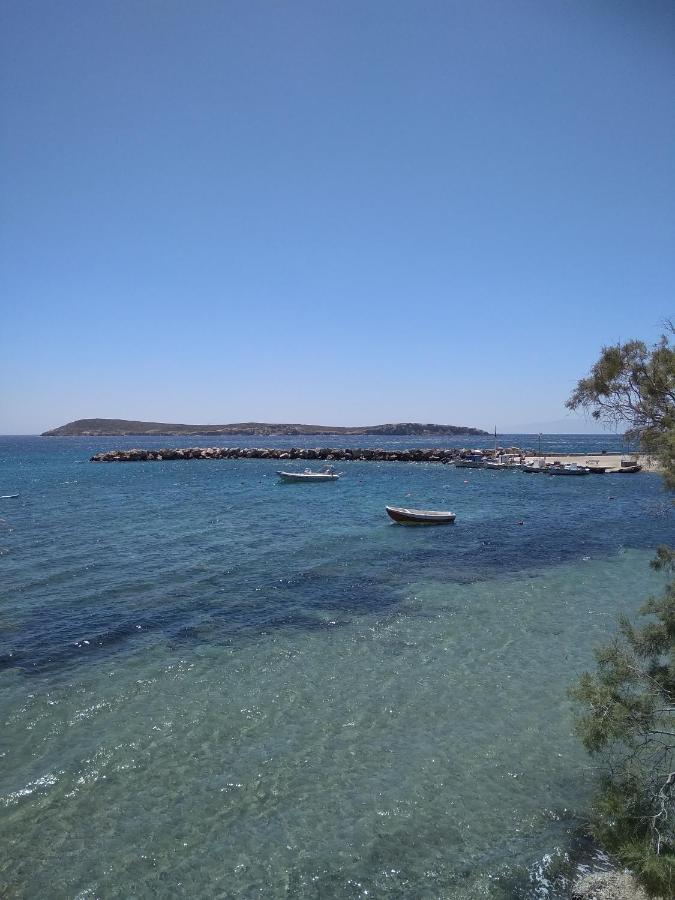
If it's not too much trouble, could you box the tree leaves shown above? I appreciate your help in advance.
[566,324,675,488]
[568,331,674,894]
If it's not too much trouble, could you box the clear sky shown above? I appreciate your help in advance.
[1,1,673,434]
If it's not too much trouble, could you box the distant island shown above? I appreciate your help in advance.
[42,418,489,437]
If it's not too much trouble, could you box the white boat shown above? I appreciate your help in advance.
[585,463,609,474]
[545,463,590,476]
[386,506,456,525]
[475,427,501,468]
[276,466,341,482]
[485,454,522,471]
[521,461,545,473]
[455,453,485,468]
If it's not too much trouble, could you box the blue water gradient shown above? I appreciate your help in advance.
[0,435,672,897]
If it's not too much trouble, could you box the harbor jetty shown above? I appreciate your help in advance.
[90,446,520,464]
[89,447,656,471]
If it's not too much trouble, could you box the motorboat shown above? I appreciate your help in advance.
[276,466,341,482]
[521,459,546,473]
[455,453,485,468]
[485,454,522,470]
[476,428,510,470]
[386,506,456,525]
[484,459,508,470]
[584,459,608,474]
[545,463,590,476]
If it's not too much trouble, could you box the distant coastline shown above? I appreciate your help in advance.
[42,418,490,437]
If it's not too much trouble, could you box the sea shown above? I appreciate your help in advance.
[1,434,672,899]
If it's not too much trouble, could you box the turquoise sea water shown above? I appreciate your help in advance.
[1,435,672,898]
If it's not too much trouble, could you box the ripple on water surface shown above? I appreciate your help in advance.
[0,437,673,897]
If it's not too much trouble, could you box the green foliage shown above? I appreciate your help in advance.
[570,549,675,895]
[566,324,675,487]
[618,840,675,898]
[568,329,675,894]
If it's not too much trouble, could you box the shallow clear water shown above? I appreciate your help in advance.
[1,436,672,898]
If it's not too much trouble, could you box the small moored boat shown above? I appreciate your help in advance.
[484,459,506,470]
[545,463,590,476]
[583,459,608,474]
[455,453,485,469]
[521,459,546,473]
[386,506,456,525]
[276,466,341,482]
[485,454,522,471]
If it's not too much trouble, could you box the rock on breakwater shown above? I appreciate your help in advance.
[90,446,479,463]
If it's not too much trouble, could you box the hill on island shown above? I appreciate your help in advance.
[43,419,489,437]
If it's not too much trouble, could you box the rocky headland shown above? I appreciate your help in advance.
[44,419,489,437]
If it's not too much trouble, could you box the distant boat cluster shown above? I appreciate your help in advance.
[455,450,641,475]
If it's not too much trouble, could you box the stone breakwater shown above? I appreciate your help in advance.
[90,446,526,464]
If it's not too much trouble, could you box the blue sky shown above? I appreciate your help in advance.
[1,1,673,434]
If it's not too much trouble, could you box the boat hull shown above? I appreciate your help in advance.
[277,471,340,482]
[386,506,456,525]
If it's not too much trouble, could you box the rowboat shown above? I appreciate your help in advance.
[276,467,340,482]
[386,506,456,525]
